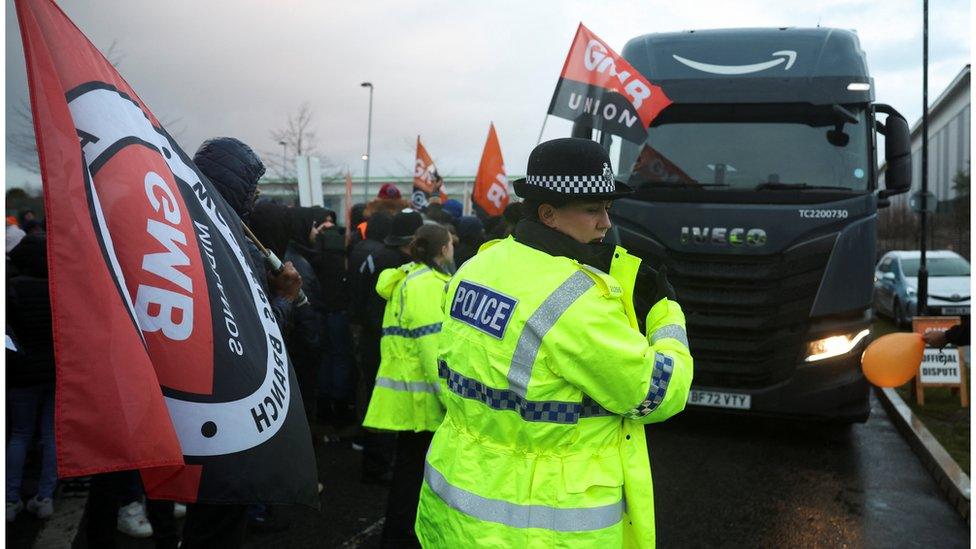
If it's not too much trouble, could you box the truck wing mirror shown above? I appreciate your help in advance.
[875,104,912,195]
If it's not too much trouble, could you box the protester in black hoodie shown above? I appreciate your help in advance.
[186,137,303,546]
[193,137,302,326]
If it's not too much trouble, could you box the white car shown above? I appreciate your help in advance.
[873,250,971,327]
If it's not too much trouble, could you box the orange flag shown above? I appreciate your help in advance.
[473,123,509,217]
[413,136,446,208]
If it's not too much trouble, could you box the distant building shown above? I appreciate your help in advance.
[878,64,970,258]
[882,64,970,207]
[258,175,519,224]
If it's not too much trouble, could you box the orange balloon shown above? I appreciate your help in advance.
[861,332,924,387]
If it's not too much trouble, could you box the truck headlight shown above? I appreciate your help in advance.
[907,286,917,297]
[804,329,870,363]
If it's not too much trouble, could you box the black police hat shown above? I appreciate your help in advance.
[512,138,633,201]
[384,209,424,246]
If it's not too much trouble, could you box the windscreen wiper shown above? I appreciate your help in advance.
[754,182,855,191]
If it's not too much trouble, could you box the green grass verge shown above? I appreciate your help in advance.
[894,384,970,475]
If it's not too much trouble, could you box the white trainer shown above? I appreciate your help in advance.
[117,501,153,538]
[173,502,187,519]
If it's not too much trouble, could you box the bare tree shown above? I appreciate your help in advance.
[8,100,40,174]
[7,39,184,176]
[267,102,321,179]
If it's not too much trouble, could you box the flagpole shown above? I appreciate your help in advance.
[535,113,549,146]
[241,223,309,307]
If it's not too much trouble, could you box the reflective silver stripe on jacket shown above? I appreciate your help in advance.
[375,376,440,394]
[425,461,623,532]
[508,271,595,396]
[650,323,689,348]
[398,266,431,316]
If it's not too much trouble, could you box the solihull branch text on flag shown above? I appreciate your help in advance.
[472,123,509,217]
[548,23,672,143]
[412,136,447,209]
[16,0,317,505]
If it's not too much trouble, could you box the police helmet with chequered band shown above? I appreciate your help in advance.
[512,137,633,201]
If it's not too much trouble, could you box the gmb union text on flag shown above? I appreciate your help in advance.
[412,136,447,209]
[547,23,672,143]
[16,0,317,505]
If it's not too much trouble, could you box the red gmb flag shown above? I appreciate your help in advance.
[630,143,696,186]
[16,0,316,505]
[412,136,447,209]
[548,23,672,143]
[472,123,509,217]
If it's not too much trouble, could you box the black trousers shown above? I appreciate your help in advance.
[181,503,248,549]
[358,329,395,478]
[381,431,434,547]
[80,471,177,549]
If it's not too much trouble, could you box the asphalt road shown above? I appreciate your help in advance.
[12,394,969,548]
[649,392,968,548]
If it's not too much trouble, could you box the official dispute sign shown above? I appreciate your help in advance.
[919,348,963,384]
[912,316,968,407]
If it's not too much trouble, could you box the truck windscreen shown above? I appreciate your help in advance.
[620,104,870,192]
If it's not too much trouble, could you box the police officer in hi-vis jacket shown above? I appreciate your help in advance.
[363,222,454,547]
[415,137,693,549]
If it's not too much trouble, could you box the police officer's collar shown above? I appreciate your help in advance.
[513,219,613,272]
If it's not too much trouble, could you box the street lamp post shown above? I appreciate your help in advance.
[278,140,287,180]
[918,0,929,316]
[361,82,373,202]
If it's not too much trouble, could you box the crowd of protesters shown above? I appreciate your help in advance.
[4,137,520,546]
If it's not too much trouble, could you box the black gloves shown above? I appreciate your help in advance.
[643,264,676,305]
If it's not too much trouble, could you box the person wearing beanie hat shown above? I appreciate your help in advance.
[416,138,693,549]
[363,188,411,227]
[441,199,463,221]
[377,183,402,200]
[383,210,424,247]
[452,216,484,267]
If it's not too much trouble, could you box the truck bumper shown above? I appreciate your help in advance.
[689,353,871,422]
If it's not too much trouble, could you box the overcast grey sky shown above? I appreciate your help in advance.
[5,0,971,192]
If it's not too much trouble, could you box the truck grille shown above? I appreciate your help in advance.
[634,237,835,389]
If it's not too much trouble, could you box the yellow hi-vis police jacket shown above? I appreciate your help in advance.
[362,262,449,433]
[415,237,693,549]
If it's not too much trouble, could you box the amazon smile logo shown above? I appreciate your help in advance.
[672,50,797,75]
